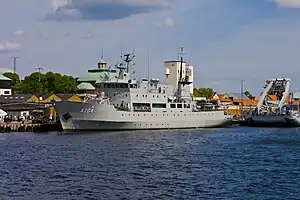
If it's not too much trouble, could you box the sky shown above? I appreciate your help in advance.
[1,0,300,95]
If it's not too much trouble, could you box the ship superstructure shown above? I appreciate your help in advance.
[54,48,232,131]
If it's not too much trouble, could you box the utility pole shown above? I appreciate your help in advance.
[241,80,244,114]
[36,66,44,94]
[11,57,20,74]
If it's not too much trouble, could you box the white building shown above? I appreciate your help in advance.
[0,74,12,95]
[164,61,194,95]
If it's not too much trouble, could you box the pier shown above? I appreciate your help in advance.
[0,122,63,133]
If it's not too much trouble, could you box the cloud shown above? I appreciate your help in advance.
[164,17,174,26]
[46,0,171,21]
[272,0,300,8]
[0,42,22,53]
[13,29,25,36]
[0,68,13,73]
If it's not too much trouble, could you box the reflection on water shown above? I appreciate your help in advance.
[0,127,299,199]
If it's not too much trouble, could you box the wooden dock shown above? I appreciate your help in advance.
[0,122,63,133]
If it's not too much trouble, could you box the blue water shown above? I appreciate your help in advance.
[0,127,299,200]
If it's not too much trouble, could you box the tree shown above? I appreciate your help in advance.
[193,88,214,99]
[6,71,78,95]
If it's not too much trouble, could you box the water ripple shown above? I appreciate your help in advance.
[0,128,299,199]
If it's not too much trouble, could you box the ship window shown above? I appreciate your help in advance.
[177,104,183,108]
[170,104,176,108]
[153,95,155,98]
[152,103,167,108]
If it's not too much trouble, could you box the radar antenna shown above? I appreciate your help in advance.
[122,50,136,73]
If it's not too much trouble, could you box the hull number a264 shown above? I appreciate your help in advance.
[80,106,95,114]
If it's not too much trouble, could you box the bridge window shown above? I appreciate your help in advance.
[170,104,176,108]
[152,103,167,108]
[177,104,183,108]
[184,104,191,108]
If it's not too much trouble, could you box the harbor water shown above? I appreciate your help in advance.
[0,127,299,199]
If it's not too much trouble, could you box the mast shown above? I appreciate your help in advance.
[177,47,185,102]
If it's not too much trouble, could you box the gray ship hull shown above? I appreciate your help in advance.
[54,101,232,131]
[245,115,300,127]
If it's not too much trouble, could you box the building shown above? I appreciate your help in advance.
[0,94,43,120]
[39,94,83,103]
[164,61,194,95]
[77,82,96,94]
[0,94,39,105]
[0,74,12,95]
[77,59,110,85]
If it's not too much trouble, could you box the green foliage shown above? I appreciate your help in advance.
[244,90,254,99]
[3,72,78,95]
[193,88,213,99]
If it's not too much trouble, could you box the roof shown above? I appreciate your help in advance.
[233,99,259,106]
[227,93,249,99]
[77,70,113,82]
[77,82,95,90]
[41,94,53,99]
[0,94,36,104]
[99,59,107,64]
[0,74,11,81]
[56,94,77,100]
[267,95,277,101]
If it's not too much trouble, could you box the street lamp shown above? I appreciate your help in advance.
[36,66,44,94]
